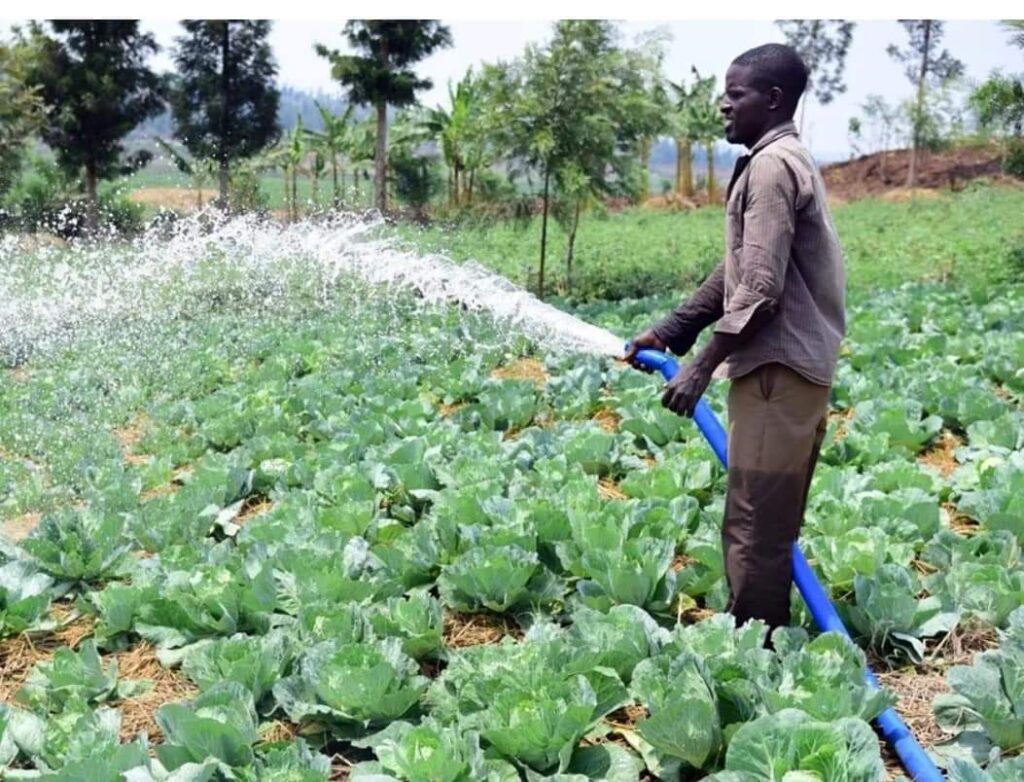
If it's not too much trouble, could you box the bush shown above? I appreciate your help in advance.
[1003,139,1024,179]
[2,156,144,237]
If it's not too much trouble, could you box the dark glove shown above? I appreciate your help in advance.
[661,362,713,418]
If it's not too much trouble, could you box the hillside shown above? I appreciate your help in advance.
[821,143,1010,201]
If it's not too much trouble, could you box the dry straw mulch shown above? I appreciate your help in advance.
[3,512,42,542]
[0,609,196,743]
[115,414,152,467]
[237,496,274,525]
[918,431,963,479]
[443,611,523,649]
[116,643,198,741]
[591,407,621,433]
[491,357,548,388]
[598,477,627,501]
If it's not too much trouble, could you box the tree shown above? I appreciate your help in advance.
[684,69,725,202]
[421,68,490,208]
[849,94,905,181]
[776,20,855,133]
[668,74,709,199]
[1004,20,1024,51]
[972,73,1024,175]
[0,35,45,200]
[304,102,356,209]
[887,20,964,188]
[316,21,452,213]
[484,21,664,299]
[169,21,281,211]
[21,21,163,234]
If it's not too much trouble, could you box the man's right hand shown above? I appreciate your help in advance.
[623,329,669,372]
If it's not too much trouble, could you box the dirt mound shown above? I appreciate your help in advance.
[822,143,1008,201]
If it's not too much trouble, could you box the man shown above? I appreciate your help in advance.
[625,43,846,632]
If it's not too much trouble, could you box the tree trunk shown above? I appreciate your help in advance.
[331,154,340,209]
[564,198,582,295]
[283,168,291,221]
[218,21,231,210]
[705,141,716,202]
[908,21,932,190]
[638,137,652,203]
[218,160,230,212]
[675,137,694,197]
[468,169,475,204]
[84,162,99,236]
[538,163,551,301]
[375,100,387,212]
[291,165,298,221]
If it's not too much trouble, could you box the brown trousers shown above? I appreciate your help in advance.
[723,362,829,631]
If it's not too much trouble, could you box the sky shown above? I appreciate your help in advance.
[7,19,1023,161]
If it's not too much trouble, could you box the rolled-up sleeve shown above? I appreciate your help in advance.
[652,262,725,354]
[715,154,799,336]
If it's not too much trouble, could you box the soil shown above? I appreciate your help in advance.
[820,143,1011,201]
[128,187,216,212]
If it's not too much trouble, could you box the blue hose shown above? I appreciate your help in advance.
[630,348,944,782]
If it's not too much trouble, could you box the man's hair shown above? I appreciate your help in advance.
[731,43,809,115]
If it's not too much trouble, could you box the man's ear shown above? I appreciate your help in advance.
[767,86,784,111]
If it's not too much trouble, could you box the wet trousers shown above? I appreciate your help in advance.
[723,362,830,631]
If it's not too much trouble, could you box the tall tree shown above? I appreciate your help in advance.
[21,21,163,234]
[0,34,45,200]
[316,21,452,213]
[776,20,855,133]
[484,22,662,299]
[684,69,725,202]
[668,74,709,199]
[169,20,281,210]
[887,20,964,188]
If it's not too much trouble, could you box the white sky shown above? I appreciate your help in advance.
[6,19,1023,160]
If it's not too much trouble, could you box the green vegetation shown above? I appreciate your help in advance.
[0,223,1022,778]
[388,183,1024,301]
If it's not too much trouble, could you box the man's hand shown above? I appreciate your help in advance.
[623,329,668,372]
[662,362,713,417]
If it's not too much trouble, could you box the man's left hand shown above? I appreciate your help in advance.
[661,362,713,417]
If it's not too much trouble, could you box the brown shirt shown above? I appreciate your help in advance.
[653,121,846,386]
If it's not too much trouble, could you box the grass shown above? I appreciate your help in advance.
[123,167,376,212]
[387,182,1024,300]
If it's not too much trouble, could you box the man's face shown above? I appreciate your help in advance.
[721,63,773,148]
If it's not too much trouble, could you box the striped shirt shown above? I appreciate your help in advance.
[653,121,846,387]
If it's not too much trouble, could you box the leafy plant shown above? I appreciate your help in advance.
[155,681,260,772]
[181,631,295,706]
[16,638,149,712]
[21,508,131,584]
[702,709,884,782]
[0,560,53,638]
[273,639,428,731]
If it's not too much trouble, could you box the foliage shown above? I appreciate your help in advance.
[169,21,281,209]
[0,37,45,199]
[776,20,856,107]
[19,21,163,232]
[316,21,453,212]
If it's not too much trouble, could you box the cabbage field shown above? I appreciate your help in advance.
[1,217,1023,782]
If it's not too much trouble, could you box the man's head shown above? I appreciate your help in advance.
[722,44,809,147]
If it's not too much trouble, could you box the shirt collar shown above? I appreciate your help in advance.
[749,120,798,155]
